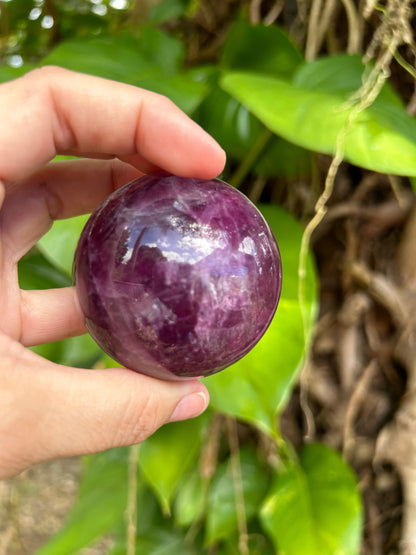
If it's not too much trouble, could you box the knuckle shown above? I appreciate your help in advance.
[24,65,65,82]
[157,94,177,111]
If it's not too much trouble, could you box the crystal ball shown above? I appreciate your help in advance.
[74,174,282,380]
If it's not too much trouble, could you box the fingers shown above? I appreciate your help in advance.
[19,287,85,346]
[0,67,226,183]
[1,159,142,261]
[0,339,209,478]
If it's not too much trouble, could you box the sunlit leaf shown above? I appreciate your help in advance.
[221,66,416,176]
[261,444,363,555]
[139,414,209,514]
[205,205,318,435]
[294,54,403,107]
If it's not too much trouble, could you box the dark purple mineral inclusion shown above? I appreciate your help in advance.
[74,174,282,380]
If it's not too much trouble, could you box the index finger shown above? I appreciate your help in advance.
[0,66,226,183]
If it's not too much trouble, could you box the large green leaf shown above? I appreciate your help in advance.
[261,444,363,555]
[294,54,403,106]
[205,205,318,435]
[139,414,209,514]
[36,449,128,555]
[43,28,183,78]
[41,29,207,114]
[221,67,416,176]
[221,20,303,80]
[205,445,270,545]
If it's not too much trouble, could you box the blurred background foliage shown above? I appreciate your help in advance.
[1,0,416,553]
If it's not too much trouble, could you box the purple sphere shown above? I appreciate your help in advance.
[74,174,282,380]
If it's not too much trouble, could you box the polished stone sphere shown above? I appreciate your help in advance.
[74,174,282,380]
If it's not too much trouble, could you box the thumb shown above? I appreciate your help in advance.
[0,350,209,478]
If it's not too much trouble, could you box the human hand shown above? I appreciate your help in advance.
[0,67,226,478]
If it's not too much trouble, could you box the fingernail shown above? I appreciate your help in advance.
[169,391,209,423]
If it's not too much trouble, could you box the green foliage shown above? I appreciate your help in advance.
[261,444,363,555]
[19,250,72,290]
[197,20,311,178]
[4,3,410,553]
[40,27,208,115]
[37,214,89,277]
[36,449,129,555]
[139,414,209,514]
[221,56,416,176]
[221,20,303,80]
[205,445,270,545]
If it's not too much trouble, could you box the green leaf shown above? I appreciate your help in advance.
[221,68,416,176]
[31,334,101,368]
[111,482,201,555]
[294,54,403,107]
[18,250,71,290]
[197,87,263,159]
[221,20,303,80]
[139,414,208,514]
[197,86,311,177]
[36,449,128,555]
[174,469,207,527]
[205,205,318,435]
[37,214,89,277]
[135,530,195,554]
[42,28,183,78]
[261,444,363,555]
[205,445,270,545]
[112,528,198,555]
[255,135,312,177]
[218,525,275,555]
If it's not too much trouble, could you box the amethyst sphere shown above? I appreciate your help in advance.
[74,174,282,380]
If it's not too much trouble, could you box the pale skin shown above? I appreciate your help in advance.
[0,66,226,479]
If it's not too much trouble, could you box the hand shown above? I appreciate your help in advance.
[0,66,226,478]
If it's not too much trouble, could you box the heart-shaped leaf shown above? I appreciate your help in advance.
[139,414,209,514]
[261,443,363,555]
